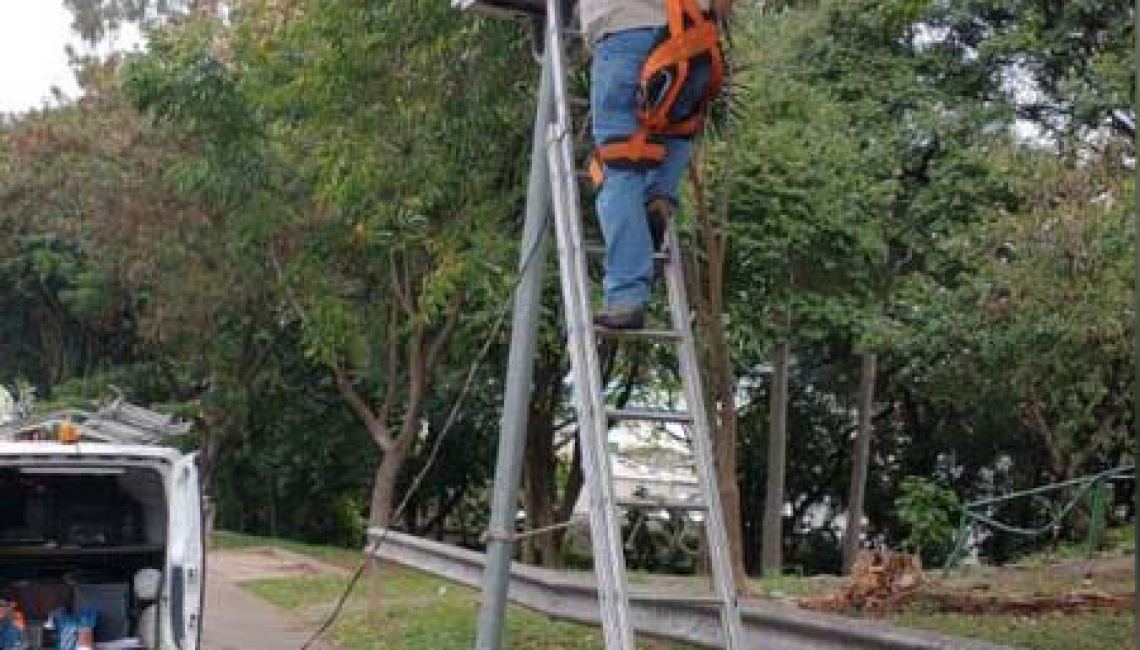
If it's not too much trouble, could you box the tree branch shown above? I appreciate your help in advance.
[390,250,414,318]
[397,321,428,446]
[335,365,393,451]
[380,301,400,426]
[425,292,463,375]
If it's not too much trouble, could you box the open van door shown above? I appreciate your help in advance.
[169,454,204,650]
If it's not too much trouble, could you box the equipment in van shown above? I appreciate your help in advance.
[0,600,26,650]
[0,401,202,650]
[130,570,159,650]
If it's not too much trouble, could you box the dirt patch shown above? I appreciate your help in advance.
[913,590,1134,615]
[800,551,1136,618]
[209,547,350,583]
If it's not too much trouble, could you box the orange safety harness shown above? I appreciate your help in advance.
[587,0,725,187]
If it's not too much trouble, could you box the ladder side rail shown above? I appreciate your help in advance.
[543,138,634,647]
[662,226,747,648]
[0,409,94,436]
[543,0,637,646]
[544,123,637,650]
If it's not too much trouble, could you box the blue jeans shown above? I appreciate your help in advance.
[591,27,709,308]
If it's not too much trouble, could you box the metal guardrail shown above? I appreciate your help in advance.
[369,529,1014,650]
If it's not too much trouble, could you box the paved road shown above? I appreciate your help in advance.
[202,549,340,650]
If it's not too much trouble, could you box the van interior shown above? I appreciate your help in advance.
[0,465,166,648]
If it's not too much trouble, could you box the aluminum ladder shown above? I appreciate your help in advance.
[462,1,745,648]
[0,400,191,444]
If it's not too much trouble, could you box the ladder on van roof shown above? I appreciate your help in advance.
[0,400,191,445]
[458,1,745,649]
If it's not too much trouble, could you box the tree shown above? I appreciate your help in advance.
[925,0,1135,142]
[894,147,1134,486]
[719,0,1032,572]
[718,4,892,573]
[124,0,534,528]
[63,0,210,44]
[0,53,286,489]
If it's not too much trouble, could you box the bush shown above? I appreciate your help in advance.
[895,477,961,565]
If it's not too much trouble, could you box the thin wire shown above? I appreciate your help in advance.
[298,216,552,650]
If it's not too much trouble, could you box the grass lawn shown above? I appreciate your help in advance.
[243,570,685,650]
[893,612,1134,650]
[214,532,683,649]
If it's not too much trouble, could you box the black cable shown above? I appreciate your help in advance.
[298,217,552,650]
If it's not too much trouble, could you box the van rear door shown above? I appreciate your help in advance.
[169,454,203,650]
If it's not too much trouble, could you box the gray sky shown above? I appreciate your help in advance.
[0,2,141,114]
[0,2,82,113]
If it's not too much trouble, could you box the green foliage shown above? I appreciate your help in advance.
[893,149,1134,483]
[894,476,961,560]
[10,0,1129,575]
[115,0,537,529]
[925,0,1135,140]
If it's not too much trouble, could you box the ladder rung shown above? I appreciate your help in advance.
[617,498,708,510]
[585,244,669,262]
[594,327,682,342]
[629,591,724,606]
[453,0,544,17]
[607,407,693,425]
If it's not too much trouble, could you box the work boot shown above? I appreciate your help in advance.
[593,304,646,330]
[646,197,673,253]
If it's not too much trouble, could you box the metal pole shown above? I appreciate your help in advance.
[474,51,554,650]
[1133,3,1138,646]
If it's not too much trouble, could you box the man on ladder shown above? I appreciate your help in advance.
[468,0,747,646]
[585,0,732,329]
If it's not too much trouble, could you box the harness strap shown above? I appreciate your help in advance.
[588,134,669,186]
[589,0,724,188]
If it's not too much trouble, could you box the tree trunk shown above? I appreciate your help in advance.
[520,348,568,567]
[524,410,559,566]
[842,352,878,574]
[369,438,412,529]
[712,356,749,593]
[364,434,414,622]
[762,339,790,575]
[553,436,584,556]
[685,159,749,593]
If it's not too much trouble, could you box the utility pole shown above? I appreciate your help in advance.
[842,352,878,573]
[473,54,553,650]
[761,337,789,574]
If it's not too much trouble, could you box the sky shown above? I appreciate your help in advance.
[0,1,141,114]
[0,2,83,113]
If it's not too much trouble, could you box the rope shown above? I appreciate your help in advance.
[483,517,583,544]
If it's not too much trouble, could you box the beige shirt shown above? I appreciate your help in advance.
[580,0,711,46]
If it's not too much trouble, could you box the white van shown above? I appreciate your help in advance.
[0,402,202,650]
